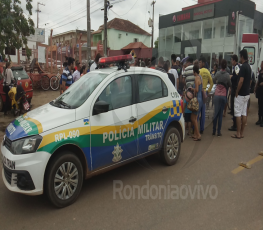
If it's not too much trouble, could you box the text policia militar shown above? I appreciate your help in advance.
[113,180,218,200]
[103,121,165,143]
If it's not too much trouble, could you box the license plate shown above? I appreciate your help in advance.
[23,101,30,110]
[2,154,16,170]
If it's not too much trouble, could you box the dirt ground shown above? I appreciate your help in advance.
[0,89,60,140]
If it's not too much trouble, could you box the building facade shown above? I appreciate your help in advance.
[159,0,263,69]
[50,30,95,61]
[92,18,151,50]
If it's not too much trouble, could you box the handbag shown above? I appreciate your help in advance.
[187,97,199,112]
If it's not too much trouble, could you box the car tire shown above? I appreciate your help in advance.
[45,151,83,208]
[0,95,3,112]
[160,127,181,166]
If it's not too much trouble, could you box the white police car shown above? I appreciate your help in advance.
[1,55,185,208]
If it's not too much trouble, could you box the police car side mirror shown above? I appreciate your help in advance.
[93,101,109,115]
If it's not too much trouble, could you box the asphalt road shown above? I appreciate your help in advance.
[0,94,263,230]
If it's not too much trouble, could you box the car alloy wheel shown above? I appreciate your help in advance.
[166,133,179,160]
[54,162,79,200]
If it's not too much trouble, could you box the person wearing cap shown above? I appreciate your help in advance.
[171,54,182,93]
[176,57,181,64]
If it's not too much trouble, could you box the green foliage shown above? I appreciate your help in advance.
[154,37,159,49]
[0,0,35,61]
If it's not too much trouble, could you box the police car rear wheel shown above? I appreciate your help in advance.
[45,151,83,208]
[161,127,181,166]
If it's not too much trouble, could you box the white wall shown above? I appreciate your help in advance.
[105,29,151,50]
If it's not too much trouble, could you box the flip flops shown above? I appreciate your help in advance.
[193,138,201,141]
[231,134,241,139]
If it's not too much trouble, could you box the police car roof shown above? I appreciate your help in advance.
[93,66,167,76]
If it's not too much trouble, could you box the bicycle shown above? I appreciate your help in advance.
[50,70,61,91]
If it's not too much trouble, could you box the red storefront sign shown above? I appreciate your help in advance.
[173,12,191,23]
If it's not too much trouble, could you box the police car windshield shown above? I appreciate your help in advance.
[51,72,108,109]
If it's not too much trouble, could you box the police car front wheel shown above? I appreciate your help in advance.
[161,127,181,166]
[45,151,83,208]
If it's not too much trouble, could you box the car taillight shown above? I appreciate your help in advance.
[180,99,184,112]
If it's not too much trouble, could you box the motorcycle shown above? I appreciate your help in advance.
[8,80,30,116]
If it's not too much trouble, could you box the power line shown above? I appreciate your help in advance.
[110,0,139,17]
[45,8,87,28]
[51,5,103,30]
[41,0,104,28]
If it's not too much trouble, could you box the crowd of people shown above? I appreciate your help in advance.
[133,49,260,141]
[58,49,262,140]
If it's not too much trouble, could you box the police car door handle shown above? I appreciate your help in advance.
[162,107,169,112]
[129,117,137,123]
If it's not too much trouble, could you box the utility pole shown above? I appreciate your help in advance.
[103,0,108,57]
[36,2,45,28]
[102,1,113,57]
[151,1,156,49]
[87,0,91,62]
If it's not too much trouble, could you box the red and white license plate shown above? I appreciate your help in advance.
[23,101,30,110]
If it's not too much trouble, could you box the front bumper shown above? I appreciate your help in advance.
[1,142,51,195]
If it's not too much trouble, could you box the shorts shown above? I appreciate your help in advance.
[234,95,250,117]
[184,113,191,122]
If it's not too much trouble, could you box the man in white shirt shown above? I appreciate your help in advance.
[73,62,81,82]
[168,66,179,89]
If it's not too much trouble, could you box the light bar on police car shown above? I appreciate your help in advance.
[99,54,133,64]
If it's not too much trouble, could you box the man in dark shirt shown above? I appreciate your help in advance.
[228,55,239,131]
[231,49,251,139]
[155,57,166,73]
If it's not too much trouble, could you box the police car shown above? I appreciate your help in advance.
[1,55,185,208]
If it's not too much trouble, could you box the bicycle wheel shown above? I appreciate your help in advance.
[50,76,60,91]
[41,75,50,91]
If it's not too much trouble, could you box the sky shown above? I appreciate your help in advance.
[21,0,263,45]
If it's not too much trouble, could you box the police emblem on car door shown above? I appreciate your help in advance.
[89,74,138,170]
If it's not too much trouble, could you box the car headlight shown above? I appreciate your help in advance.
[11,135,43,155]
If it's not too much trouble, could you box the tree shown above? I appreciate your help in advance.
[154,37,159,49]
[0,0,35,61]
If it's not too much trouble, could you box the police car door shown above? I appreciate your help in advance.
[89,73,137,171]
[135,72,170,155]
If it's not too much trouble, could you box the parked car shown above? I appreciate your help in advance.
[0,66,33,111]
[1,55,185,208]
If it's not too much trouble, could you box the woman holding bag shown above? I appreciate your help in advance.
[190,65,203,141]
[212,59,232,136]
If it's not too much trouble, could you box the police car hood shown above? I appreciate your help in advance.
[5,103,75,141]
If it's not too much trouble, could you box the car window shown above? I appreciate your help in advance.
[51,72,108,109]
[97,76,132,111]
[12,69,29,80]
[138,74,168,103]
